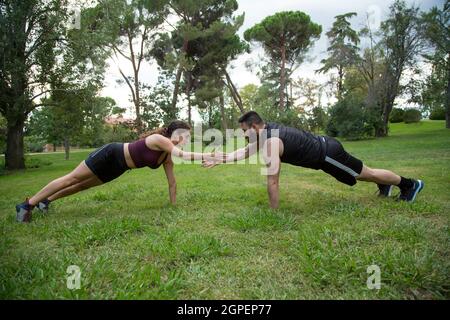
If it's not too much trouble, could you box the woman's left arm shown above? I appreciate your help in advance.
[163,158,177,205]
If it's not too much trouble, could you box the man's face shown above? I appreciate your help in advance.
[240,122,260,142]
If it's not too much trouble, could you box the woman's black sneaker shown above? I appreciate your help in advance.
[16,200,33,223]
[37,199,51,214]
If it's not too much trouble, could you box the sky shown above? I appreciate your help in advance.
[100,0,443,122]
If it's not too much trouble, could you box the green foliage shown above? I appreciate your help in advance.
[420,1,449,127]
[389,108,405,123]
[103,124,138,143]
[326,96,380,140]
[403,109,422,123]
[244,11,322,60]
[24,136,46,153]
[277,109,308,129]
[28,88,115,152]
[317,12,360,99]
[24,157,52,169]
[308,106,328,133]
[429,107,446,120]
[244,11,322,110]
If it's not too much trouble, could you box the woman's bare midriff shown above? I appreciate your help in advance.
[123,143,137,169]
[123,142,168,169]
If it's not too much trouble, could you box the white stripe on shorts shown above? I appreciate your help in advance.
[324,156,359,177]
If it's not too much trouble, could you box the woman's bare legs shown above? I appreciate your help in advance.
[48,176,103,202]
[356,165,401,185]
[28,161,97,206]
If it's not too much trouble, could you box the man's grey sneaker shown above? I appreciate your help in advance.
[377,184,393,197]
[16,201,33,223]
[37,199,50,214]
[398,180,424,203]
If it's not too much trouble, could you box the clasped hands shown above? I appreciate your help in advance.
[202,151,227,168]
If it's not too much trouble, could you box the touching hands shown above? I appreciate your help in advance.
[202,151,227,168]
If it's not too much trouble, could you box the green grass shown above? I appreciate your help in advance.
[0,120,449,299]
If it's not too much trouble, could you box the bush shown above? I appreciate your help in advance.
[403,109,422,123]
[390,108,405,123]
[24,135,46,153]
[276,109,308,130]
[429,107,446,120]
[0,156,52,175]
[25,157,52,169]
[326,97,380,140]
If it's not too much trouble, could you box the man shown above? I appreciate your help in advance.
[205,111,424,209]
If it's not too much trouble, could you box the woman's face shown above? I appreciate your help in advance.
[171,129,191,146]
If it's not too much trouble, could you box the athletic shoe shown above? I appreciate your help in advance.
[37,199,51,214]
[398,180,424,203]
[377,184,393,197]
[16,200,33,223]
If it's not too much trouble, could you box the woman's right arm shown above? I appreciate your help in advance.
[152,135,220,161]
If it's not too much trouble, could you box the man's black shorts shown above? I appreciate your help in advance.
[85,143,129,183]
[320,137,363,186]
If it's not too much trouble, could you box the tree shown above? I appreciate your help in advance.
[0,1,110,169]
[0,0,67,169]
[95,0,168,133]
[421,1,450,128]
[244,11,321,111]
[141,68,177,127]
[28,85,109,160]
[376,0,425,136]
[152,0,246,123]
[317,12,360,101]
[239,84,259,110]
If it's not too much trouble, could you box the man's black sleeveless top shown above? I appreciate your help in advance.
[265,122,327,169]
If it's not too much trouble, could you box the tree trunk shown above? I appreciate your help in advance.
[134,70,143,133]
[224,71,244,114]
[171,39,189,115]
[63,138,70,160]
[337,65,344,101]
[446,68,450,129]
[377,100,392,137]
[219,93,227,131]
[279,42,286,111]
[53,143,56,152]
[187,93,192,126]
[185,72,192,126]
[171,66,183,116]
[208,105,213,128]
[5,119,26,170]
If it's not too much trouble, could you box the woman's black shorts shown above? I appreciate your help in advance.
[320,137,363,186]
[85,143,129,183]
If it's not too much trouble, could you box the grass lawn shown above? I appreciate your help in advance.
[0,120,449,299]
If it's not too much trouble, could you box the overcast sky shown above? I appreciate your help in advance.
[100,0,443,121]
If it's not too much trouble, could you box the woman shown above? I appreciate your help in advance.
[16,120,220,222]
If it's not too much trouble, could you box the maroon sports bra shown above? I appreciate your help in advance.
[128,139,168,169]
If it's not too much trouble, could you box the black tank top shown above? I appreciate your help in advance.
[264,122,327,169]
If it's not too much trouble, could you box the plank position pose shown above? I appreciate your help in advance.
[16,120,220,222]
[204,111,424,209]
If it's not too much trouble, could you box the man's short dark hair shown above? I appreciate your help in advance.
[238,111,264,127]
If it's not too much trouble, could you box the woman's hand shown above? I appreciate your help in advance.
[202,159,219,168]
